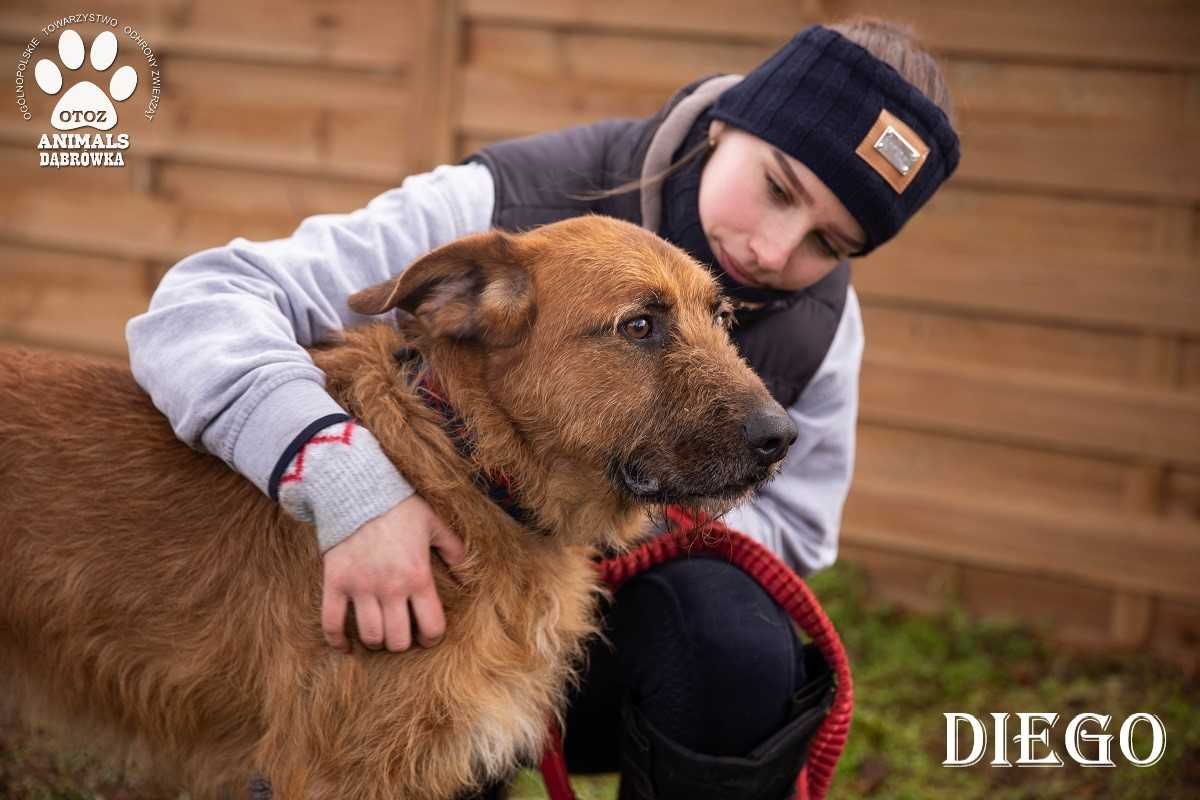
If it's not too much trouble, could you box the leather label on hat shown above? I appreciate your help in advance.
[856,109,929,193]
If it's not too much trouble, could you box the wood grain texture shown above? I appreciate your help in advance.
[957,562,1115,649]
[859,350,1200,467]
[843,476,1200,602]
[463,0,1200,68]
[459,24,1200,200]
[0,243,146,355]
[2,0,421,69]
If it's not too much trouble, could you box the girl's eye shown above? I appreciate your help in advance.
[766,175,788,203]
[622,316,653,340]
[813,233,840,259]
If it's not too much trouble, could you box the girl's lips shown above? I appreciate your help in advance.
[715,242,755,286]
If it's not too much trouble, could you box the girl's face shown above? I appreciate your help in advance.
[698,120,867,291]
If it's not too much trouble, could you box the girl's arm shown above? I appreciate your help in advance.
[127,163,495,653]
[126,162,495,541]
[721,287,864,576]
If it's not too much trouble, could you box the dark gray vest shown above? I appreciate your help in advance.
[466,80,849,408]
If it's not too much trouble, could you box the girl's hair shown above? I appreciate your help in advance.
[829,17,954,125]
[586,18,953,200]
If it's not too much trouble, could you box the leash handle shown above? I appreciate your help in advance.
[539,510,853,800]
[538,718,577,800]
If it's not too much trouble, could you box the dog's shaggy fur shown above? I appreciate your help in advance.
[0,216,794,799]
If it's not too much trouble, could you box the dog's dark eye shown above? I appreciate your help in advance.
[715,308,734,329]
[622,316,653,340]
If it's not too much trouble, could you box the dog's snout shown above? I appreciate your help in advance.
[742,406,798,466]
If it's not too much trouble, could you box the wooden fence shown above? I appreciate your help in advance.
[1,0,1197,672]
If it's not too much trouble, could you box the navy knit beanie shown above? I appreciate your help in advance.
[710,25,960,254]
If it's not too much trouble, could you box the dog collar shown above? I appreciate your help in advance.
[394,348,545,534]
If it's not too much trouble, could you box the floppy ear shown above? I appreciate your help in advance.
[348,230,534,346]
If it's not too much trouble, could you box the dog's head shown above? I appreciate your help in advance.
[349,215,796,518]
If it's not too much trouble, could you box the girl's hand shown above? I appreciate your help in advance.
[320,494,466,652]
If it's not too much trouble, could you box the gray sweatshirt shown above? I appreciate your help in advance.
[126,161,862,575]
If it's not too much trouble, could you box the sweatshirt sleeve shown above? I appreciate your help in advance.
[720,286,865,576]
[126,162,496,497]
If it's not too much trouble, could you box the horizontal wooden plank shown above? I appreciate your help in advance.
[0,242,145,355]
[860,305,1151,385]
[856,424,1132,516]
[0,182,300,264]
[854,0,1200,71]
[460,62,667,135]
[463,23,769,94]
[464,0,1200,69]
[1,0,421,69]
[0,143,399,262]
[159,0,423,70]
[1149,598,1200,675]
[0,185,176,262]
[0,126,411,186]
[151,56,416,176]
[859,350,1200,467]
[460,25,1200,201]
[1184,339,1200,394]
[837,543,960,615]
[843,476,1200,602]
[4,52,421,181]
[155,162,392,218]
[946,61,1198,201]
[841,542,1177,656]
[855,188,1199,335]
[0,142,388,214]
[1109,591,1155,648]
[956,561,1115,649]
[466,0,806,41]
[0,141,133,192]
[1165,470,1200,521]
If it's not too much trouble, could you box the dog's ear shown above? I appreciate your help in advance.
[348,230,533,346]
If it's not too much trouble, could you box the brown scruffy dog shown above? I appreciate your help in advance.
[0,216,797,799]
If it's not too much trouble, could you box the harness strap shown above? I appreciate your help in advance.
[398,348,542,532]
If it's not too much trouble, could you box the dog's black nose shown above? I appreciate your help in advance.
[743,406,798,466]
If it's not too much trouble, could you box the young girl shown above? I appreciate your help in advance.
[127,19,958,799]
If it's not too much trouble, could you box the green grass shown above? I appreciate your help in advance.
[806,563,1198,800]
[3,562,1196,799]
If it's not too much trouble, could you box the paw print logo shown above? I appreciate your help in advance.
[34,29,138,131]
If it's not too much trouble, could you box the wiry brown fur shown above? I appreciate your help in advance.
[0,216,787,799]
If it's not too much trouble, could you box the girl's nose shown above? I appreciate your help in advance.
[751,220,808,273]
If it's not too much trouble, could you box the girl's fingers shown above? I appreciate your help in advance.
[321,589,350,652]
[382,593,414,653]
[353,595,385,650]
[409,587,447,648]
[429,523,467,570]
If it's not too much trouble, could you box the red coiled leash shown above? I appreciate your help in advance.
[538,508,854,800]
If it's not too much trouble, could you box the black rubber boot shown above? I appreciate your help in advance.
[616,646,835,800]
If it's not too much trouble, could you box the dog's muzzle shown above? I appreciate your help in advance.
[612,403,797,504]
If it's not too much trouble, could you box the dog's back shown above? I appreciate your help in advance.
[0,341,601,800]
[0,347,316,792]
